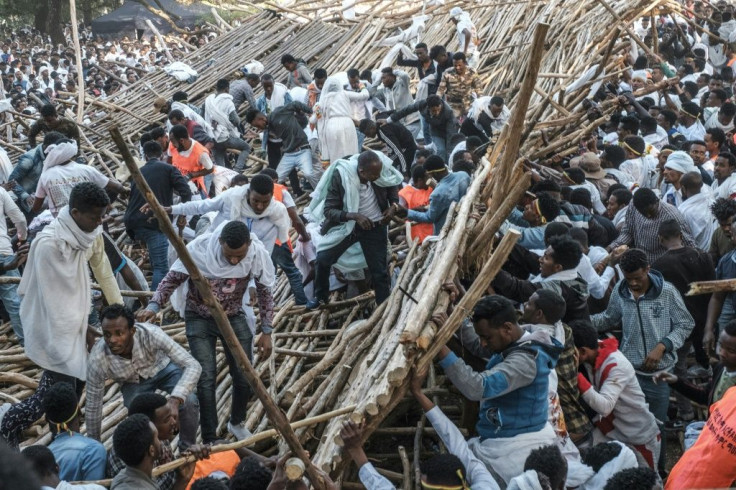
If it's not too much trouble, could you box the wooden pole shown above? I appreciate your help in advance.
[108,126,327,490]
[68,0,85,123]
[686,279,736,296]
[492,22,549,199]
[145,19,175,63]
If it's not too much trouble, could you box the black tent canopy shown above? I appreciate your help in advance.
[91,0,210,39]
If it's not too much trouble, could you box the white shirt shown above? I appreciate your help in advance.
[35,163,109,216]
[358,182,383,222]
[570,181,605,214]
[0,187,26,255]
[712,173,736,199]
[679,191,716,251]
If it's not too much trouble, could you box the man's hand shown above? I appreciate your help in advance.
[0,182,13,191]
[5,243,29,271]
[410,364,429,396]
[442,281,460,303]
[136,308,157,323]
[644,343,667,371]
[249,286,258,307]
[255,334,272,360]
[340,420,365,451]
[608,245,627,267]
[395,205,408,219]
[183,443,211,461]
[174,460,196,487]
[265,453,291,490]
[166,396,181,426]
[430,311,448,328]
[25,195,35,209]
[381,204,397,224]
[298,232,311,243]
[653,371,678,384]
[703,328,716,356]
[86,325,101,352]
[347,212,373,230]
[176,215,187,230]
[141,203,172,215]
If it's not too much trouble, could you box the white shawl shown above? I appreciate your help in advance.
[169,223,275,317]
[43,140,78,170]
[219,185,290,244]
[267,82,289,111]
[579,442,638,489]
[679,191,715,251]
[204,93,239,142]
[19,206,101,380]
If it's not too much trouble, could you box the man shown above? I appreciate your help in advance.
[575,153,616,202]
[499,193,561,250]
[712,151,736,199]
[307,68,328,108]
[387,95,458,162]
[397,42,437,89]
[168,125,215,198]
[20,182,123,395]
[280,54,311,89]
[688,139,715,185]
[137,221,275,442]
[22,444,106,490]
[705,218,736,356]
[492,235,590,323]
[704,127,725,172]
[398,165,434,244]
[86,304,201,447]
[27,104,80,147]
[358,119,416,177]
[437,52,481,119]
[245,102,320,189]
[168,109,215,150]
[203,79,250,172]
[657,109,686,147]
[372,68,419,137]
[449,7,479,67]
[652,219,715,420]
[677,102,706,141]
[573,322,662,469]
[31,139,126,217]
[154,95,207,131]
[520,289,593,447]
[709,197,736,265]
[111,414,195,490]
[255,74,293,170]
[592,248,694,474]
[564,167,606,215]
[0,185,26,345]
[43,382,106,481]
[608,187,695,262]
[437,295,561,484]
[616,115,640,144]
[397,155,470,235]
[679,171,716,251]
[662,150,697,206]
[230,72,260,110]
[124,141,192,289]
[8,131,63,215]
[607,188,632,231]
[306,151,403,309]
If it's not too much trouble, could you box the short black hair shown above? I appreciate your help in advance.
[472,295,517,327]
[69,181,110,213]
[640,116,657,133]
[632,188,658,214]
[415,42,428,50]
[623,135,645,155]
[358,118,376,133]
[381,67,395,76]
[260,73,274,83]
[619,248,649,273]
[280,54,296,65]
[564,167,586,185]
[536,193,561,223]
[619,115,640,134]
[466,136,483,149]
[220,221,251,249]
[191,476,229,490]
[347,68,359,78]
[172,91,188,102]
[603,467,658,490]
[658,218,682,240]
[580,442,623,473]
[531,179,562,195]
[113,414,154,467]
[659,108,678,126]
[720,102,736,118]
[358,150,382,169]
[452,159,475,175]
[169,124,189,140]
[143,140,163,159]
[43,130,64,147]
[424,155,446,173]
[151,126,167,140]
[40,103,57,117]
[129,393,168,422]
[216,78,229,91]
[168,109,186,121]
[245,73,260,82]
[682,171,703,195]
[1,441,41,488]
[718,151,736,168]
[22,444,58,478]
[314,68,327,80]
[231,174,249,186]
[571,320,598,350]
[419,454,466,486]
[429,45,446,60]
[426,94,443,107]
[543,222,570,244]
[610,188,632,207]
[100,304,135,328]
[415,148,433,160]
[451,52,467,63]
[490,96,504,106]
[249,174,274,195]
[245,109,262,125]
[229,456,273,490]
[602,145,626,167]
[532,289,567,324]
[411,165,427,181]
[710,88,728,104]
[524,444,567,490]
[43,382,78,427]
[711,197,736,222]
[259,168,279,182]
[569,227,588,249]
[548,235,583,270]
[570,187,593,210]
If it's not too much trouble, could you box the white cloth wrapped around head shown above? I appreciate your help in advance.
[43,140,78,170]
[664,150,696,174]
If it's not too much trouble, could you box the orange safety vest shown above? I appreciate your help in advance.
[398,185,434,243]
[169,141,213,195]
[665,386,736,489]
[185,450,241,490]
[273,182,293,251]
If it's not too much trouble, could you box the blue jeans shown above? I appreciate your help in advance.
[119,362,199,449]
[432,131,447,163]
[277,148,320,189]
[135,228,169,290]
[637,373,669,473]
[214,137,250,171]
[420,115,433,145]
[186,312,252,442]
[271,242,307,305]
[0,257,22,344]
[356,129,366,151]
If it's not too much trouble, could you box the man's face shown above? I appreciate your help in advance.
[251,114,268,130]
[539,246,561,278]
[152,403,177,442]
[415,47,428,62]
[357,161,382,183]
[718,110,733,126]
[490,104,503,118]
[663,167,682,185]
[101,316,135,357]
[381,72,395,88]
[632,78,645,91]
[622,266,651,294]
[520,294,541,324]
[262,80,274,97]
[690,144,707,165]
[453,59,467,74]
[697,75,708,89]
[315,76,327,91]
[651,67,664,83]
[436,52,448,64]
[348,76,361,90]
[220,241,249,265]
[656,113,669,129]
[473,319,509,353]
[606,195,622,217]
[576,346,598,365]
[710,79,723,92]
[282,61,296,72]
[248,190,272,215]
[149,422,163,461]
[717,330,736,371]
[707,92,722,107]
[705,133,719,154]
[247,78,259,89]
[169,116,183,127]
[71,206,106,233]
[616,124,630,142]
[730,219,736,244]
[428,104,442,117]
[715,157,735,184]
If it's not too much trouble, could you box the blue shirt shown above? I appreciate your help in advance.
[407,171,470,233]
[49,432,107,482]
[717,249,736,306]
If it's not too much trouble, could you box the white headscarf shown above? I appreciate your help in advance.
[43,140,77,170]
[664,151,696,174]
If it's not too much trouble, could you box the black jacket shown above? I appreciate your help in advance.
[321,167,399,235]
[391,99,458,152]
[377,122,417,176]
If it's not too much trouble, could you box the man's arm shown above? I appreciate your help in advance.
[387,100,426,124]
[661,286,695,352]
[27,122,41,147]
[88,235,123,305]
[607,206,634,250]
[152,328,202,400]
[591,287,623,332]
[489,269,540,304]
[170,167,193,202]
[0,189,26,240]
[578,360,631,417]
[144,271,190,314]
[8,152,36,203]
[170,192,225,216]
[83,352,107,441]
[407,192,443,224]
[323,171,348,223]
[287,206,309,241]
[437,72,448,98]
[254,279,274,333]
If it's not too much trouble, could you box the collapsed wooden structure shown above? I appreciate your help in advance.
[0,0,703,486]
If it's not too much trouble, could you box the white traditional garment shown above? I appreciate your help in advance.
[169,101,212,136]
[530,268,579,284]
[679,190,716,251]
[643,126,669,151]
[204,92,239,142]
[712,174,736,200]
[19,206,101,380]
[317,77,365,163]
[507,470,545,490]
[468,96,511,135]
[620,158,645,187]
[265,82,289,112]
[451,7,479,65]
[0,147,12,183]
[43,140,77,170]
[579,442,638,490]
[678,120,706,141]
[169,223,275,317]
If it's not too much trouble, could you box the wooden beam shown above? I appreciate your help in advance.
[686,279,736,296]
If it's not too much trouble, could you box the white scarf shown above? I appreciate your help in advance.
[43,140,78,170]
[267,82,289,111]
[530,268,579,283]
[19,206,101,379]
[579,442,638,489]
[169,222,275,317]
[204,93,239,142]
[220,185,290,244]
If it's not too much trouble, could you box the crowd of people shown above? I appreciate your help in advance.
[1,1,736,489]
